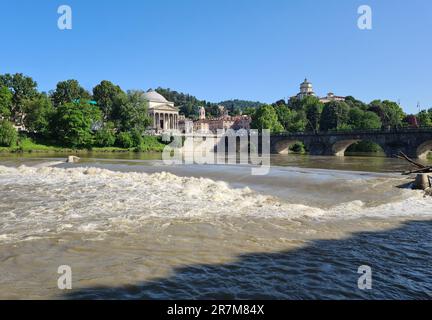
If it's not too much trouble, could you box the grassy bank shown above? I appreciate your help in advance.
[0,136,167,154]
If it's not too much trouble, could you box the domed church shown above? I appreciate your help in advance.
[142,89,179,133]
[296,78,316,99]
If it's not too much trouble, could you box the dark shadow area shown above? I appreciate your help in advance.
[64,220,432,300]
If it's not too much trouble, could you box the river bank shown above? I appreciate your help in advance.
[0,135,167,154]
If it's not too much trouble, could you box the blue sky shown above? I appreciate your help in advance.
[0,0,431,113]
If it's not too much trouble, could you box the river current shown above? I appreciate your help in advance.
[0,154,431,299]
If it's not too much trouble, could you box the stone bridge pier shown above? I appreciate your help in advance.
[269,130,432,159]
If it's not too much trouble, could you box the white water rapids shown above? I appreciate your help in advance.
[0,160,431,299]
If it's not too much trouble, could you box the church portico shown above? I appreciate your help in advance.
[143,90,179,134]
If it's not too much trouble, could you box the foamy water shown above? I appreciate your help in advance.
[0,160,431,299]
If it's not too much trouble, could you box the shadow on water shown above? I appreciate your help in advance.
[64,220,432,300]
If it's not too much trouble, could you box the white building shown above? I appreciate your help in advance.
[292,79,345,103]
[142,90,179,133]
[296,78,316,99]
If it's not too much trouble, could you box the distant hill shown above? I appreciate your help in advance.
[218,99,265,110]
[155,88,264,118]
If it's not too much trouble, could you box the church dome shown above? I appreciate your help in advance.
[142,90,169,103]
[300,78,312,88]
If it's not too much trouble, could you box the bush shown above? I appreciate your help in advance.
[116,132,134,149]
[289,142,306,154]
[0,120,18,147]
[135,135,166,152]
[94,126,116,147]
[131,129,143,147]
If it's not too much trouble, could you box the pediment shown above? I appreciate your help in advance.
[149,104,179,112]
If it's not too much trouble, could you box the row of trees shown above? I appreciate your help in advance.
[0,73,153,148]
[250,95,425,133]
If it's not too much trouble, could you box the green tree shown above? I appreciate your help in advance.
[286,110,307,132]
[251,104,283,133]
[0,120,18,147]
[320,101,350,131]
[93,80,124,121]
[304,99,324,132]
[274,104,292,130]
[0,86,12,118]
[116,131,134,149]
[51,79,91,107]
[368,100,404,129]
[348,107,382,130]
[118,91,151,134]
[417,109,432,126]
[345,96,367,111]
[0,73,38,125]
[94,122,116,147]
[23,94,55,136]
[52,101,101,148]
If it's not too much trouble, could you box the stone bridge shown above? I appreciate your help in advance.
[269,129,432,159]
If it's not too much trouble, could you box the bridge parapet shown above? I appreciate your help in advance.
[269,128,432,158]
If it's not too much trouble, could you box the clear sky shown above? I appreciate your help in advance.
[1,0,431,113]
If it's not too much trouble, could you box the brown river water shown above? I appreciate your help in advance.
[0,153,431,299]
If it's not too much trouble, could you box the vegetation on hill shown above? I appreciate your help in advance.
[155,88,264,119]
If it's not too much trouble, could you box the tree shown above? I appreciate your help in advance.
[417,109,432,127]
[348,107,382,130]
[0,73,38,125]
[251,104,283,133]
[51,101,101,148]
[92,80,124,121]
[345,96,367,111]
[303,98,324,132]
[368,100,404,129]
[118,91,151,134]
[116,131,134,148]
[0,120,18,147]
[23,94,55,136]
[94,122,116,147]
[403,115,419,128]
[0,86,12,118]
[286,110,307,132]
[320,101,350,131]
[274,104,292,130]
[51,79,91,107]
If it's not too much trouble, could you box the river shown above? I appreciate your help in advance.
[0,153,431,299]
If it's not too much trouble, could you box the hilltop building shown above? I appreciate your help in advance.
[292,78,346,103]
[296,78,316,99]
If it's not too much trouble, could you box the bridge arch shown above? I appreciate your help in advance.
[332,139,386,157]
[416,141,432,160]
[273,139,304,154]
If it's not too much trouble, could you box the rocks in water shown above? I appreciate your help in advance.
[67,155,80,163]
[413,173,432,190]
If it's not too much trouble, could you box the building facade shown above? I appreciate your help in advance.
[142,90,179,133]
